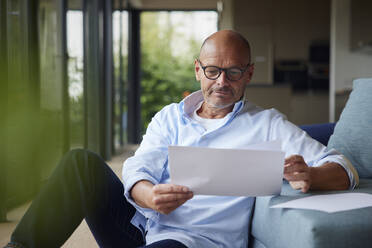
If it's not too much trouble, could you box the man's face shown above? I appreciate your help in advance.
[194,42,254,109]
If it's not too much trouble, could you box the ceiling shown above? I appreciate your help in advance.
[68,0,219,10]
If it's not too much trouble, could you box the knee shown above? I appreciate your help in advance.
[65,148,100,160]
[67,148,86,156]
[65,148,89,162]
[62,148,105,173]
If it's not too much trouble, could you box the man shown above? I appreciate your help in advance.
[5,30,357,248]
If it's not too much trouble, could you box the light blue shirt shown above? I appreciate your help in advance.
[122,90,357,248]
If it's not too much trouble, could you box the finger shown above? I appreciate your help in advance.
[153,184,191,194]
[153,192,193,205]
[154,198,188,209]
[283,162,308,174]
[155,198,190,214]
[301,182,311,193]
[285,155,305,164]
[289,181,305,190]
[284,172,310,181]
[289,180,311,193]
[159,205,181,215]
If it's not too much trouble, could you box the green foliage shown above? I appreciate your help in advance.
[140,12,201,132]
[67,56,85,147]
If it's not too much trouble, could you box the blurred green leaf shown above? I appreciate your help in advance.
[140,12,202,131]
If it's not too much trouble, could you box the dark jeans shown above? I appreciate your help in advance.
[10,149,187,248]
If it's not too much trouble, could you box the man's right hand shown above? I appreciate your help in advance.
[130,180,194,215]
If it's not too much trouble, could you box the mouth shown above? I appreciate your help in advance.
[213,90,231,96]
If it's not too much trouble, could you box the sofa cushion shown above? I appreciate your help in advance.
[250,179,372,248]
[300,123,336,146]
[327,78,372,178]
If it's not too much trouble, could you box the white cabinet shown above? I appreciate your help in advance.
[242,25,274,85]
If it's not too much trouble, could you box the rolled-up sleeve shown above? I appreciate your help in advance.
[122,110,172,221]
[269,111,359,190]
[313,151,359,189]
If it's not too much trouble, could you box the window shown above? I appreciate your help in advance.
[140,11,218,131]
[112,10,129,151]
[67,5,84,148]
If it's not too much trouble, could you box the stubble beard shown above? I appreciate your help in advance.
[204,86,236,109]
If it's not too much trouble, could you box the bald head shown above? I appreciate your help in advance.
[199,30,251,64]
[195,30,254,112]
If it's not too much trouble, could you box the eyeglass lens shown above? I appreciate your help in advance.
[204,66,243,81]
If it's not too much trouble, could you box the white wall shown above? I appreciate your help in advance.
[232,0,330,84]
[234,0,330,61]
[330,0,372,121]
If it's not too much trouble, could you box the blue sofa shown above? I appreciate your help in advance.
[250,78,372,248]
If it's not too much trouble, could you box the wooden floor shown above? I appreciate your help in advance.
[0,147,137,248]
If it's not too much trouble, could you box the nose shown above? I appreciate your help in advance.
[216,70,229,86]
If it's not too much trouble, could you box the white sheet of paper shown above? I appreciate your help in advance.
[270,193,372,213]
[168,142,285,196]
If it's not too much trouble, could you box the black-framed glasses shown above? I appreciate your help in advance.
[197,59,250,82]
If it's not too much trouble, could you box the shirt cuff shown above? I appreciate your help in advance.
[123,172,160,222]
[340,155,359,189]
[314,153,359,190]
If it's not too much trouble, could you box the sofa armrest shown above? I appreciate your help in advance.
[250,179,372,248]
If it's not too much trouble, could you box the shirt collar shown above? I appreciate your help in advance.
[180,90,246,119]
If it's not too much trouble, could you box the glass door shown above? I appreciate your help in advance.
[112,9,129,153]
[67,0,84,149]
[140,11,218,132]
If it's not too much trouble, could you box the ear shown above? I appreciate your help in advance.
[194,59,201,81]
[245,63,255,86]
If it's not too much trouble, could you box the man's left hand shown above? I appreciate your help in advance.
[283,155,312,193]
